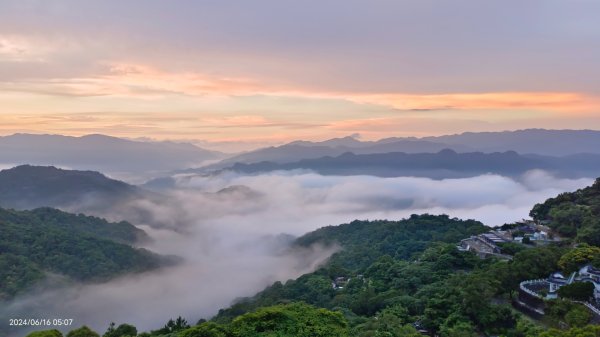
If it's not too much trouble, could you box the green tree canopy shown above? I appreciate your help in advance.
[558,244,600,273]
[66,326,100,337]
[564,305,592,328]
[178,322,230,337]
[26,330,64,337]
[230,302,348,337]
[557,282,595,301]
[103,323,137,337]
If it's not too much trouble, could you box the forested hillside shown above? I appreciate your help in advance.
[295,214,487,270]
[26,181,600,337]
[209,216,567,337]
[28,215,574,337]
[0,207,168,300]
[530,178,600,244]
[20,207,148,244]
[0,165,141,210]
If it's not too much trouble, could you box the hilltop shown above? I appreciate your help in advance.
[0,165,142,210]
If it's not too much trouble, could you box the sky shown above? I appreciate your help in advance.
[1,0,600,150]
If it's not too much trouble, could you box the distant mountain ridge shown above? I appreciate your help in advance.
[207,129,600,169]
[222,149,600,179]
[422,129,600,156]
[208,138,471,169]
[0,133,221,178]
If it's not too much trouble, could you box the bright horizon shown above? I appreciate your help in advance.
[2,1,600,151]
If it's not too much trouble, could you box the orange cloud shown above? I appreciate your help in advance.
[342,92,599,113]
[6,61,598,114]
[101,64,600,112]
[201,115,276,127]
[100,63,266,97]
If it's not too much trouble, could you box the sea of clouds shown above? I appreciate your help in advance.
[2,170,592,335]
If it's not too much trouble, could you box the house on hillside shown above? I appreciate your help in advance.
[481,232,507,245]
[540,265,600,301]
[517,225,537,235]
[459,235,501,256]
[332,276,350,290]
[547,272,570,297]
[579,265,600,299]
[503,220,558,243]
[458,231,511,259]
[532,231,548,241]
[519,265,600,318]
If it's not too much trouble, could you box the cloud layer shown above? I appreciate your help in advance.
[2,170,592,336]
[174,170,593,231]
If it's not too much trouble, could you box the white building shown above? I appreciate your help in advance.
[547,265,600,300]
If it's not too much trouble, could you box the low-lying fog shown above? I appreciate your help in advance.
[3,170,592,336]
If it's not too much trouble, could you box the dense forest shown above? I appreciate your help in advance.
[530,178,600,245]
[206,226,568,337]
[0,207,168,300]
[24,179,600,337]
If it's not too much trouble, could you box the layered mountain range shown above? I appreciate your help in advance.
[208,129,600,169]
[221,149,600,179]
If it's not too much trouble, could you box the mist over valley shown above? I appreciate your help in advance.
[0,145,594,335]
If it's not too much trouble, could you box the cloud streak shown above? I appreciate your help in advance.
[2,0,600,143]
[4,60,596,112]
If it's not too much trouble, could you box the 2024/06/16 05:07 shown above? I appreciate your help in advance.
[9,318,74,326]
